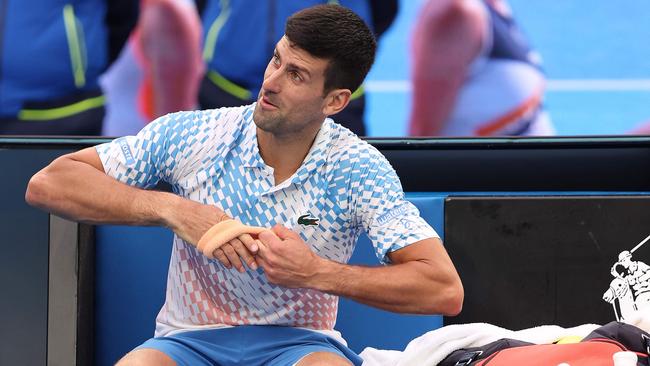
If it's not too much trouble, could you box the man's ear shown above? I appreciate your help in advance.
[322,89,351,116]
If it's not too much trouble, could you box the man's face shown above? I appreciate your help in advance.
[253,36,331,136]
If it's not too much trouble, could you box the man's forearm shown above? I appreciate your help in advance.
[257,231,464,316]
[308,257,463,315]
[26,155,176,227]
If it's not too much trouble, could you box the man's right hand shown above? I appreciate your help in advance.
[166,197,260,272]
[212,233,260,272]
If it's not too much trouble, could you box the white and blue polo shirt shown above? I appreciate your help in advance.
[96,104,438,339]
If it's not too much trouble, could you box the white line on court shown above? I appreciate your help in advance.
[547,79,650,91]
[364,79,650,93]
[365,80,410,92]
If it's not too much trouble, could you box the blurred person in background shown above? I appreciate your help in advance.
[630,121,650,135]
[197,0,398,136]
[103,0,395,137]
[409,0,555,137]
[101,0,204,136]
[0,0,137,135]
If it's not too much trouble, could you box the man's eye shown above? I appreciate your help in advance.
[290,71,302,82]
[273,54,280,65]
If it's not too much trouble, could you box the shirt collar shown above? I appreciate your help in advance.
[240,112,266,168]
[289,118,338,186]
[240,115,339,186]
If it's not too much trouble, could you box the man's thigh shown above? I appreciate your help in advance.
[116,348,353,366]
[295,351,354,366]
[265,344,360,366]
[115,348,176,366]
[118,326,362,366]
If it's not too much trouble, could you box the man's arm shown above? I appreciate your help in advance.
[25,147,228,246]
[256,226,463,315]
[409,0,486,136]
[314,237,463,315]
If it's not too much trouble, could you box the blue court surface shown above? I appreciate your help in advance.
[365,0,650,137]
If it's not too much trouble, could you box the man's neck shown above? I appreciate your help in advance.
[256,125,321,185]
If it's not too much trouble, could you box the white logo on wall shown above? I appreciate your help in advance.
[602,234,650,321]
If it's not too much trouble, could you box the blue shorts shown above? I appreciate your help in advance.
[137,325,363,366]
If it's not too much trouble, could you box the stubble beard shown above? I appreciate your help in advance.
[253,104,286,134]
[253,94,324,137]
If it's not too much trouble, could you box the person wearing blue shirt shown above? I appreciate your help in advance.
[196,0,397,136]
[0,0,137,135]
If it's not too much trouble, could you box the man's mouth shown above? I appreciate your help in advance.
[260,95,278,110]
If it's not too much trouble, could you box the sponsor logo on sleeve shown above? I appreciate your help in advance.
[376,206,409,226]
[118,139,135,166]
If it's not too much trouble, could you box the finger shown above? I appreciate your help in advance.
[272,224,298,240]
[255,239,271,260]
[198,219,236,253]
[238,234,259,254]
[199,220,266,255]
[212,248,232,269]
[258,229,281,245]
[230,238,258,270]
[254,239,267,251]
[258,231,281,256]
[255,254,270,272]
[222,243,245,272]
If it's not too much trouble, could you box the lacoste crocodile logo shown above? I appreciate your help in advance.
[297,214,320,226]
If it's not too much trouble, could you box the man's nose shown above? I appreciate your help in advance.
[262,68,282,94]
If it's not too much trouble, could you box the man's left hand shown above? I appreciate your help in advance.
[256,225,324,288]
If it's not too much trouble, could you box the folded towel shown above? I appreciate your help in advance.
[360,322,600,366]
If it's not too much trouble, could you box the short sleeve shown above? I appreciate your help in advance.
[95,112,185,188]
[353,153,439,264]
[96,107,250,190]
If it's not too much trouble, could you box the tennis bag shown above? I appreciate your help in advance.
[439,321,650,366]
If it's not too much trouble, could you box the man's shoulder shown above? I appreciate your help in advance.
[175,104,253,128]
[328,121,390,168]
[153,105,253,139]
[138,106,253,163]
[208,104,256,123]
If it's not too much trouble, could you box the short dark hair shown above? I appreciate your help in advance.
[285,4,377,94]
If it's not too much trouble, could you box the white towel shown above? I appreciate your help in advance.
[360,308,650,366]
[360,322,600,366]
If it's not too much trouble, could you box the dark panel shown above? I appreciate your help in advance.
[0,149,72,365]
[3,136,650,192]
[377,144,650,192]
[78,224,95,366]
[444,196,650,329]
[375,137,650,191]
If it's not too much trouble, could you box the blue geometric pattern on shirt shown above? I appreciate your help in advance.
[97,105,437,260]
[95,104,438,332]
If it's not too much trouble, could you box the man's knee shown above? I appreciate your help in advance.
[115,348,176,366]
[296,351,354,366]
